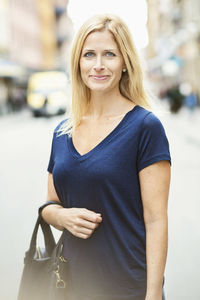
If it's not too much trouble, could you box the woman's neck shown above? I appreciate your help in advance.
[87,90,132,119]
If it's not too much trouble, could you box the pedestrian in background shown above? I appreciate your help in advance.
[41,14,171,300]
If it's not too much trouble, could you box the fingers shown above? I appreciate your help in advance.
[73,225,94,236]
[70,223,96,239]
[61,208,103,239]
[81,209,102,223]
[77,219,99,230]
[72,232,91,240]
[71,213,102,239]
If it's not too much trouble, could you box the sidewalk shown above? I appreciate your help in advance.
[168,106,200,144]
[162,106,200,300]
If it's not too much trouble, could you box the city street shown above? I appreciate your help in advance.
[0,106,200,300]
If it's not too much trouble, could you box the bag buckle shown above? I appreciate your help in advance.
[54,265,66,288]
[59,255,67,263]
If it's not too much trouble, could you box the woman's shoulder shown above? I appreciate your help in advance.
[50,118,69,141]
[135,106,164,128]
[54,118,68,132]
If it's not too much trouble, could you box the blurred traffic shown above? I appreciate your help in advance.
[27,71,69,117]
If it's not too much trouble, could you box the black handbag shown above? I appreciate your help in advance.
[17,209,69,300]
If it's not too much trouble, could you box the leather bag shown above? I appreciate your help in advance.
[17,212,68,300]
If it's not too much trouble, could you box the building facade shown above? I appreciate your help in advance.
[2,0,72,71]
[0,0,73,114]
[146,0,200,99]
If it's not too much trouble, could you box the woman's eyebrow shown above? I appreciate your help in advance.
[82,49,95,52]
[82,48,118,52]
[104,48,118,51]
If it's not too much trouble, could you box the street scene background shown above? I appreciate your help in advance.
[0,0,200,299]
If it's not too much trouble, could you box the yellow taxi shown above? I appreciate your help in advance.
[27,71,70,117]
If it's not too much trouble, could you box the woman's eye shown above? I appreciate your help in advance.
[105,52,115,57]
[84,52,95,58]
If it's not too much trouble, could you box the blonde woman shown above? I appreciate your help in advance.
[42,14,171,300]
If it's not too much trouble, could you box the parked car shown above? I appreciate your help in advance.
[27,71,70,117]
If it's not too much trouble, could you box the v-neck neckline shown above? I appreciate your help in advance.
[67,105,140,161]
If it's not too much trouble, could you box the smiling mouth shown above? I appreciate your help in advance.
[91,75,109,81]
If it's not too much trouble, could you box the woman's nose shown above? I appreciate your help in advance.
[93,55,105,71]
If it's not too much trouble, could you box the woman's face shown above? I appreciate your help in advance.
[80,30,125,94]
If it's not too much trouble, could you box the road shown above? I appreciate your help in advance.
[0,106,200,300]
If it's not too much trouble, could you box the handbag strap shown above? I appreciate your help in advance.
[50,230,65,267]
[38,200,64,251]
[27,214,56,259]
[27,201,64,260]
[38,201,64,253]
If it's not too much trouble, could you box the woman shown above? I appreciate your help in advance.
[42,14,171,300]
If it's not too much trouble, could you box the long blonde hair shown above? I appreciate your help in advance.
[59,14,151,136]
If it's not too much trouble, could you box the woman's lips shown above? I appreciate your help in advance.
[91,75,109,81]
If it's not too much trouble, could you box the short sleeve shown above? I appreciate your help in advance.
[47,119,67,173]
[47,132,55,173]
[137,112,171,172]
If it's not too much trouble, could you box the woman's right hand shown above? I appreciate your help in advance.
[45,174,102,239]
[56,207,102,239]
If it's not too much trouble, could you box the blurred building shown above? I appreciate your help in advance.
[10,0,44,69]
[0,0,73,71]
[146,0,200,101]
[54,0,74,72]
[0,0,10,57]
[9,0,73,71]
[0,0,73,114]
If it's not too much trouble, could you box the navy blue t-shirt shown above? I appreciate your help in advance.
[47,105,171,300]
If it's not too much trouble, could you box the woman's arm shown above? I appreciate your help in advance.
[41,173,64,230]
[139,160,171,300]
[42,173,102,238]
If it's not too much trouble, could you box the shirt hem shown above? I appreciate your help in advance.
[137,154,171,172]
